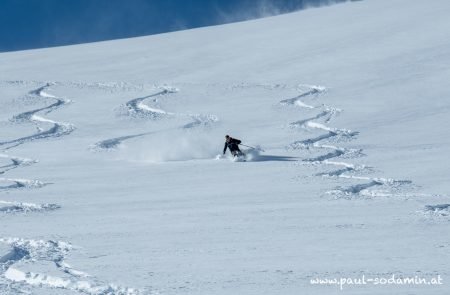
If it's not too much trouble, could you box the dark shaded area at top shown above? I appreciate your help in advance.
[0,0,351,52]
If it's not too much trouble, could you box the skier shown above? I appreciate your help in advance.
[223,135,244,157]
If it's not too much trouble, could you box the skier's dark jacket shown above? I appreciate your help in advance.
[223,137,242,154]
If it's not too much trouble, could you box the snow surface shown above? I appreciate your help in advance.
[1,0,450,294]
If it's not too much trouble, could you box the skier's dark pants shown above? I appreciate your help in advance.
[223,137,243,156]
[228,143,243,156]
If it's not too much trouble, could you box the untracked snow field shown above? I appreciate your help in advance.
[1,0,450,294]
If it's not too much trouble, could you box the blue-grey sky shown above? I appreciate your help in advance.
[0,0,349,52]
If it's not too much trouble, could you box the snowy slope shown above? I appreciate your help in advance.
[1,0,450,294]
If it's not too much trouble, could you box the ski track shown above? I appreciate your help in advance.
[0,82,143,294]
[0,153,36,175]
[281,85,412,198]
[279,87,323,106]
[0,84,69,214]
[0,238,140,294]
[123,88,177,119]
[182,113,219,129]
[0,178,48,190]
[91,131,155,151]
[0,201,60,213]
[0,84,75,150]
[96,86,219,151]
[123,86,219,129]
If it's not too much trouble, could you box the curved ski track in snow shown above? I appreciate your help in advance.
[0,85,70,212]
[0,153,36,175]
[282,85,412,198]
[0,84,75,150]
[123,88,177,119]
[280,87,324,107]
[0,238,140,294]
[91,131,157,151]
[0,83,142,293]
[95,87,219,150]
[0,178,48,190]
[122,86,219,128]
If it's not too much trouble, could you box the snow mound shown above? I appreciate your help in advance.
[424,204,450,217]
[0,238,141,294]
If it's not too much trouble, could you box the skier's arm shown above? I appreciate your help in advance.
[231,138,241,145]
[223,142,228,154]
